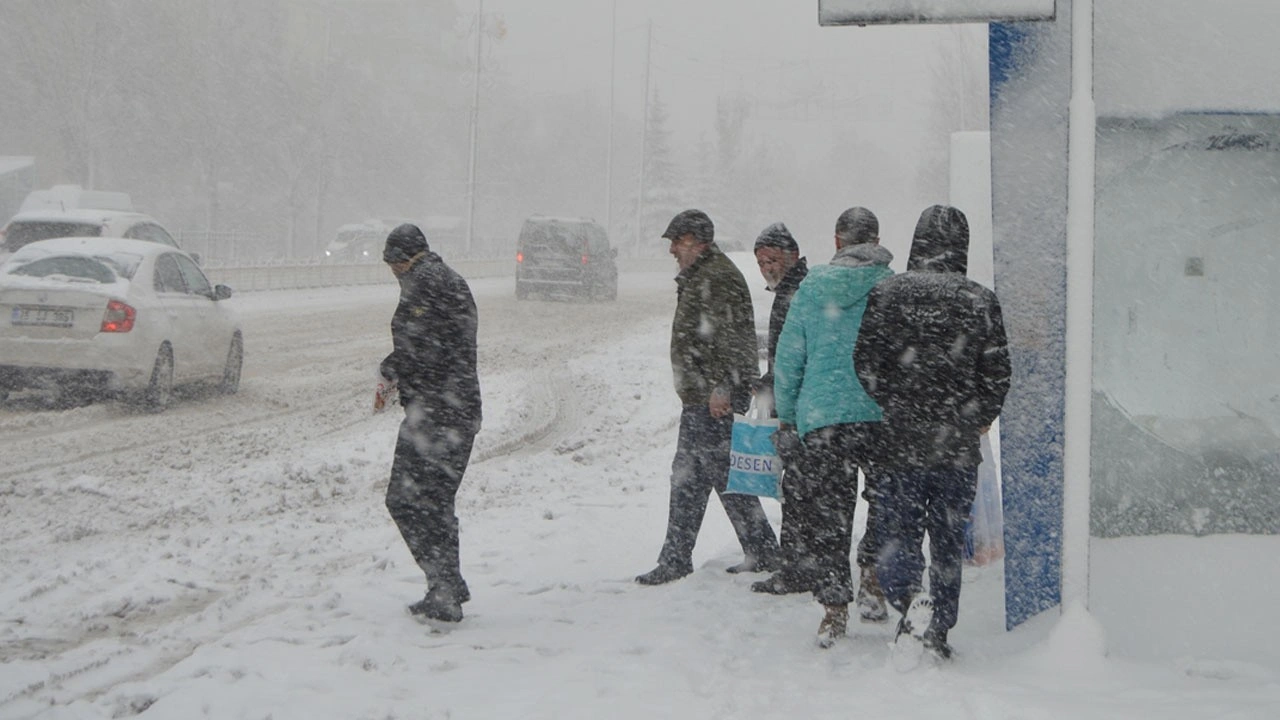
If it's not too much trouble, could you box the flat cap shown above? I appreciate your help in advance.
[661,209,714,245]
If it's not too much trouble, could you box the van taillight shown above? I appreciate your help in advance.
[516,251,524,263]
[101,300,136,333]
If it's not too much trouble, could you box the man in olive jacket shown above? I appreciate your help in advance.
[379,223,483,623]
[636,209,780,585]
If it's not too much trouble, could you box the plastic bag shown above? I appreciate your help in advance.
[725,400,781,499]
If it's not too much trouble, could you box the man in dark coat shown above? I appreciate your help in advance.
[379,223,483,623]
[853,205,1010,660]
[746,222,815,596]
[636,209,780,585]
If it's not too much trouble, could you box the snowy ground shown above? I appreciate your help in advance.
[1,264,1278,719]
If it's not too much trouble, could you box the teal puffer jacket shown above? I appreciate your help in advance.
[773,243,894,438]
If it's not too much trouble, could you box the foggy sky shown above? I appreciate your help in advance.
[483,0,985,255]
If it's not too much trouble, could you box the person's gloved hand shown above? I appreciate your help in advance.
[373,378,398,413]
[771,425,802,466]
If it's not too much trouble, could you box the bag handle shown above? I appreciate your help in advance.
[748,392,774,420]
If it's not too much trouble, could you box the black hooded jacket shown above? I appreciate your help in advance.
[853,205,1010,468]
[380,251,483,433]
[761,257,808,390]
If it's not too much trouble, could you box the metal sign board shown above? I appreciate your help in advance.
[819,0,1055,25]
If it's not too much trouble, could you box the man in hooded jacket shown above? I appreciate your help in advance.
[749,222,815,596]
[636,209,780,585]
[854,205,1010,660]
[379,223,483,623]
[772,207,894,646]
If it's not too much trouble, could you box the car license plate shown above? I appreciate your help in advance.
[11,305,75,327]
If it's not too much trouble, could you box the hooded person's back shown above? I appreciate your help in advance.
[773,242,894,438]
[853,205,1010,468]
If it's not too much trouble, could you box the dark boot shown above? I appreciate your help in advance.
[726,553,779,574]
[816,604,849,649]
[922,624,953,661]
[750,571,812,595]
[855,565,889,623]
[408,586,464,622]
[635,564,692,585]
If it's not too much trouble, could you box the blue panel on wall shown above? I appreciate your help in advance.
[989,17,1070,630]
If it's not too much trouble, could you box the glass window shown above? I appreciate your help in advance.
[1092,113,1280,537]
[9,255,116,283]
[153,254,187,293]
[2,221,102,252]
[174,254,212,296]
[125,223,179,248]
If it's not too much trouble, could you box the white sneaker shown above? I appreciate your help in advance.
[890,593,934,672]
[904,594,934,638]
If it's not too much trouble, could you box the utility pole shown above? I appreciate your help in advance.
[464,0,485,256]
[604,0,617,240]
[634,20,651,248]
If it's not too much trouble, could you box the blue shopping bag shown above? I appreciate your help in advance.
[725,411,781,499]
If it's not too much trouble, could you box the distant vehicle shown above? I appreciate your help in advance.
[323,220,390,263]
[515,215,617,301]
[1,209,177,252]
[17,184,133,215]
[0,237,241,410]
[0,203,181,267]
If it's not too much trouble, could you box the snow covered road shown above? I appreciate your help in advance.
[1,270,1278,719]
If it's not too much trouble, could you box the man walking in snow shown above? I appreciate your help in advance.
[771,207,894,647]
[854,205,1010,661]
[747,222,817,596]
[636,209,780,585]
[379,223,483,623]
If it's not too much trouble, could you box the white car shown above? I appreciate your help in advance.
[0,237,242,410]
[0,209,181,266]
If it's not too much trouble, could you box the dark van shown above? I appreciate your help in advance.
[515,216,617,301]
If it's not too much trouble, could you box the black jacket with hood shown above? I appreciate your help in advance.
[380,251,483,434]
[760,257,808,393]
[853,205,1010,468]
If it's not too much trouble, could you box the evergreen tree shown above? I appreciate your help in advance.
[636,91,682,254]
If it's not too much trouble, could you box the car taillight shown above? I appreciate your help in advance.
[516,251,524,263]
[581,254,589,265]
[101,300,136,333]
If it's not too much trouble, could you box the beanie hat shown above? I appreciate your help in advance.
[834,207,879,246]
[383,223,428,264]
[753,222,799,253]
[661,209,714,245]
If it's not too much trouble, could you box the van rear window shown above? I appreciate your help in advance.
[3,221,102,252]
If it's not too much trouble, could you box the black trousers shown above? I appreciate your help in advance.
[385,409,477,597]
[775,455,818,587]
[856,470,886,571]
[656,406,779,571]
[789,424,875,606]
[873,466,978,633]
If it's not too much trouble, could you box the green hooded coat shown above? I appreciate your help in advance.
[774,243,894,437]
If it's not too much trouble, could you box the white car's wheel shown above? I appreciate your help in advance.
[220,334,243,395]
[142,345,174,412]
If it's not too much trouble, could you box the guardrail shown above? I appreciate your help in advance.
[202,258,673,292]
[203,260,511,292]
